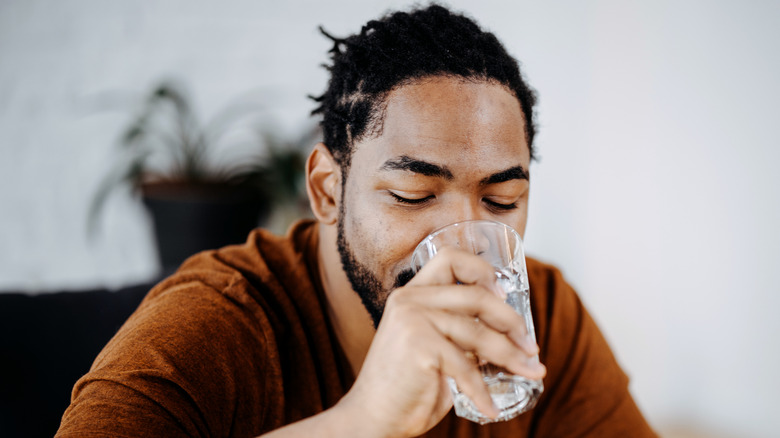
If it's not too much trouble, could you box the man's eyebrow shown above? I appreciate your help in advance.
[379,155,454,179]
[480,166,529,185]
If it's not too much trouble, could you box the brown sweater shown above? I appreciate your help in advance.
[57,220,656,437]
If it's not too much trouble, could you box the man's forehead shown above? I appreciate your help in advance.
[395,82,521,137]
[381,75,525,120]
[346,76,531,176]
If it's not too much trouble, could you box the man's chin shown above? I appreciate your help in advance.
[366,270,417,327]
[354,288,385,329]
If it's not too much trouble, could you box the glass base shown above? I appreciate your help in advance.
[449,373,543,425]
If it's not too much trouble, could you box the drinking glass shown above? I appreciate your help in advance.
[411,220,543,424]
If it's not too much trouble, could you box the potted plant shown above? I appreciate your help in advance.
[90,80,316,272]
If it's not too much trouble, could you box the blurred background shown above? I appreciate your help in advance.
[1,0,778,437]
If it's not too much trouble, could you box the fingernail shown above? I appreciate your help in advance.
[523,334,539,354]
[492,278,507,299]
[526,356,545,374]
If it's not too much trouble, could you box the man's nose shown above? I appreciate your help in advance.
[440,198,491,226]
[425,199,495,256]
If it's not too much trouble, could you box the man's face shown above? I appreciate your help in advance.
[336,76,531,327]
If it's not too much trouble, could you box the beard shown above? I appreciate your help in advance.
[336,201,416,329]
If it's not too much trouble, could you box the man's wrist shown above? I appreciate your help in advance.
[258,398,393,438]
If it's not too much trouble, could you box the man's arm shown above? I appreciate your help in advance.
[57,282,281,437]
[257,402,379,438]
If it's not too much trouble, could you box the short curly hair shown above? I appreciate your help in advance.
[311,4,538,170]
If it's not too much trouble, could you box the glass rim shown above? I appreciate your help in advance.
[411,220,524,272]
[420,219,522,243]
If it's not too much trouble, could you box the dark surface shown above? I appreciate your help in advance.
[0,283,152,438]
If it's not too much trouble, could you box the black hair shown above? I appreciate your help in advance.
[311,4,538,171]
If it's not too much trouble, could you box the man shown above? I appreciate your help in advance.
[58,5,656,437]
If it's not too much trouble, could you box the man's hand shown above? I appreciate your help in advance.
[336,247,546,438]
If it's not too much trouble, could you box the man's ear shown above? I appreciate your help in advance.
[306,143,341,225]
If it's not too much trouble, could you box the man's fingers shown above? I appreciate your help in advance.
[393,284,537,356]
[410,247,505,298]
[381,245,546,424]
[437,342,500,419]
[431,310,546,379]
[405,247,537,353]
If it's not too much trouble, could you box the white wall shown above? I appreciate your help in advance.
[1,1,778,436]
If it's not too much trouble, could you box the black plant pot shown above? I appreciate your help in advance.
[141,182,269,272]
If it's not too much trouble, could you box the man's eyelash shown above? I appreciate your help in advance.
[389,192,434,204]
[484,199,518,210]
[388,193,516,210]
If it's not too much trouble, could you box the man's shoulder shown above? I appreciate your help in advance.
[100,220,323,368]
[178,219,316,279]
[525,255,560,275]
[524,255,584,324]
[525,255,569,292]
[121,220,321,344]
[147,219,318,297]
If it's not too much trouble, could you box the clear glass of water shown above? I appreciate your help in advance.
[411,220,543,424]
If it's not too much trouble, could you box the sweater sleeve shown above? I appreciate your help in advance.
[526,260,657,437]
[56,277,281,438]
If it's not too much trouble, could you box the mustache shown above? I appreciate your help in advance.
[393,268,416,289]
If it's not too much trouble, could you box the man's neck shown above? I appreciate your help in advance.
[316,223,375,376]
